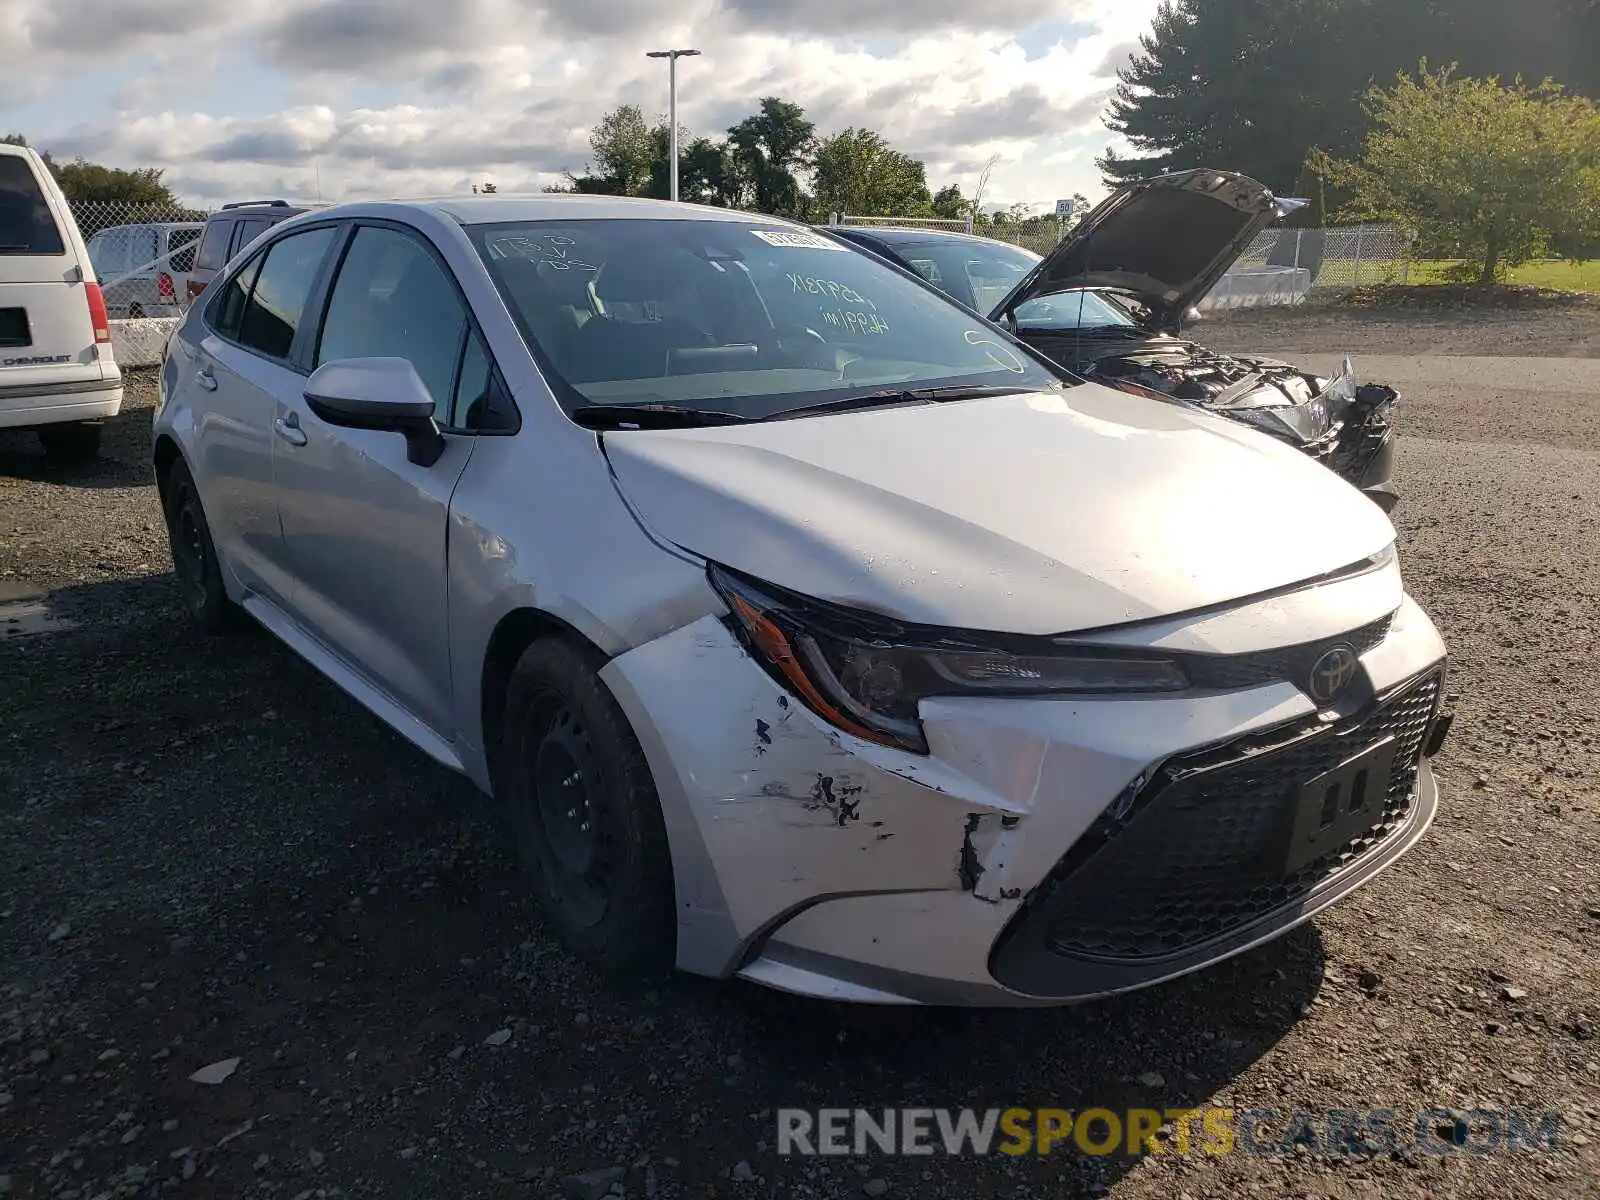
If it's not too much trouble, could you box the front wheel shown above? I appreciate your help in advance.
[160,457,240,633]
[500,638,677,977]
[37,422,102,463]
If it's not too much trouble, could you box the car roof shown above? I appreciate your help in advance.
[837,226,1010,248]
[208,202,327,219]
[285,194,807,227]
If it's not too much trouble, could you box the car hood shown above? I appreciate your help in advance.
[989,169,1306,328]
[601,385,1395,636]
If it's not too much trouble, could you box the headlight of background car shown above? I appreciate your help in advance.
[708,564,1189,754]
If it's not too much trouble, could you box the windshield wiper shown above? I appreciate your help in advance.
[771,383,1041,421]
[569,403,757,430]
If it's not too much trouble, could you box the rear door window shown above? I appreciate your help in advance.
[0,156,66,255]
[230,219,270,259]
[235,226,337,361]
[193,219,234,272]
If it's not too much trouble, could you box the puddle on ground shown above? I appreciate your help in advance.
[0,584,79,639]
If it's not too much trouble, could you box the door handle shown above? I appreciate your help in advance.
[273,415,308,447]
[195,366,217,391]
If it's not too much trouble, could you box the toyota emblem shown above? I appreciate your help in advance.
[1307,644,1360,705]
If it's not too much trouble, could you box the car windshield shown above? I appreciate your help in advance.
[1014,289,1141,331]
[469,218,1067,420]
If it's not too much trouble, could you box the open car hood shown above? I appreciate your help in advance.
[989,169,1306,328]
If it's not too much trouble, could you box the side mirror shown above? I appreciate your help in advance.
[303,357,447,467]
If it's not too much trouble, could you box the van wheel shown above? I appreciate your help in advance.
[37,422,102,463]
[500,638,677,977]
[128,303,145,319]
[160,458,239,633]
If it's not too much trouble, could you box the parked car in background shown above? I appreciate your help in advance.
[153,194,1451,1006]
[0,141,121,462]
[186,200,325,303]
[832,169,1402,510]
[86,221,203,317]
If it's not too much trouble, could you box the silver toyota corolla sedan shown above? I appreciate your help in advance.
[152,195,1453,1006]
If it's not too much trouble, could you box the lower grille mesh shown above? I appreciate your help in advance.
[1032,670,1442,961]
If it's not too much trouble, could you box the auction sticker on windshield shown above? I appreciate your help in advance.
[751,229,847,251]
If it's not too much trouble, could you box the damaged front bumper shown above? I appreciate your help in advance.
[597,586,1450,1007]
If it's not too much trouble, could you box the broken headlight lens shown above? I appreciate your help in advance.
[708,564,1189,754]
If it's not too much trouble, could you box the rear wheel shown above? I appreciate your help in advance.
[37,422,102,463]
[500,638,677,977]
[160,457,239,633]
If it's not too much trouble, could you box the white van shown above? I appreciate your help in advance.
[86,221,203,318]
[0,142,122,462]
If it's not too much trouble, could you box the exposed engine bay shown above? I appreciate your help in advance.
[1016,329,1401,508]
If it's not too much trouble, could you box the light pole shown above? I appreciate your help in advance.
[646,48,700,202]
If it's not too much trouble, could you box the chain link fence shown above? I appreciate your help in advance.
[1234,224,1415,291]
[66,200,217,366]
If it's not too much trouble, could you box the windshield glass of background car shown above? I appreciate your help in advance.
[470,219,1065,418]
[889,239,1041,314]
[1013,288,1140,330]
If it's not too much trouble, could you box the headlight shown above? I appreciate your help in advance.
[708,565,1190,754]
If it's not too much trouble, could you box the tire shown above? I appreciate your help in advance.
[500,638,677,977]
[37,422,102,463]
[160,457,239,633]
[128,303,145,319]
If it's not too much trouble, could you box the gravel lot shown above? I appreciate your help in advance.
[3,306,1599,1199]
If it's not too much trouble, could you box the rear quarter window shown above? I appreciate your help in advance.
[0,155,66,255]
[193,219,234,272]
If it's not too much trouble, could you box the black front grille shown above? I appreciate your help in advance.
[1005,669,1441,965]
[1182,614,1393,693]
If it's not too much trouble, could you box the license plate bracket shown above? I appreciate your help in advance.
[1284,736,1398,875]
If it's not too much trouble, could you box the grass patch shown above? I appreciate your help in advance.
[1404,259,1600,291]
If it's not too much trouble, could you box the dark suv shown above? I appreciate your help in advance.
[185,201,326,303]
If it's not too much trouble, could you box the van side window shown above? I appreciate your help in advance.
[168,228,201,273]
[0,156,65,255]
[235,227,337,361]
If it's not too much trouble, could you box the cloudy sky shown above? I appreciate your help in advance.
[0,0,1160,212]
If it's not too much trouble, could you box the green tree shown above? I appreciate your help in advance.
[1101,0,1600,193]
[810,127,931,217]
[930,183,967,220]
[1316,65,1600,282]
[726,97,816,216]
[566,104,656,195]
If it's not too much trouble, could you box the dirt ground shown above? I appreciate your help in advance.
[1200,294,1600,359]
[2,305,1599,1200]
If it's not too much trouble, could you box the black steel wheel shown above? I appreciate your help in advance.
[160,457,239,632]
[501,638,676,976]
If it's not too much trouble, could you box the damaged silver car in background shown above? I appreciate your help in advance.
[831,170,1403,511]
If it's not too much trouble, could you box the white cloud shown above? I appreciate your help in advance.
[1,0,1162,209]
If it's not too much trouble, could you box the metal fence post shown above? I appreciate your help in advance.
[1353,225,1365,289]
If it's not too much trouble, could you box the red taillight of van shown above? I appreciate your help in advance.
[187,278,206,301]
[85,282,112,344]
[157,272,175,299]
